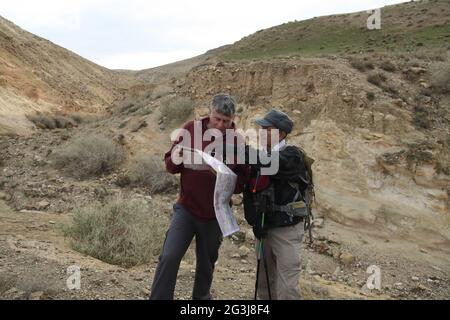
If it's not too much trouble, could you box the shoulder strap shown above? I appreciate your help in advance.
[288,181,301,202]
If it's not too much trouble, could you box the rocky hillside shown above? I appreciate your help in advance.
[121,0,450,252]
[217,0,450,60]
[174,52,450,247]
[0,16,140,135]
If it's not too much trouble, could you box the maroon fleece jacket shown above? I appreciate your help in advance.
[164,117,248,221]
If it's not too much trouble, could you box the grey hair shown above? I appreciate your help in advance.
[210,94,236,116]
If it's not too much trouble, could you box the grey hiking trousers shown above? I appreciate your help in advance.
[149,203,223,300]
[256,221,304,300]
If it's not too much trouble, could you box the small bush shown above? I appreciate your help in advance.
[430,63,450,94]
[52,134,124,179]
[367,72,387,86]
[152,85,172,99]
[127,104,141,114]
[0,274,15,295]
[28,113,77,129]
[403,69,421,82]
[68,113,83,124]
[159,97,194,126]
[121,103,134,113]
[125,153,177,193]
[63,195,168,267]
[54,116,74,129]
[350,58,374,72]
[28,114,56,129]
[349,59,365,72]
[137,105,153,116]
[116,97,136,114]
[67,112,98,124]
[40,116,57,129]
[115,174,131,188]
[412,105,431,129]
[379,60,397,72]
[366,92,375,100]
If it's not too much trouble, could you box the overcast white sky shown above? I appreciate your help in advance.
[0,0,407,70]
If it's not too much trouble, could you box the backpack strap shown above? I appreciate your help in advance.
[288,181,301,202]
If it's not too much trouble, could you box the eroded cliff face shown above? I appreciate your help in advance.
[173,57,449,249]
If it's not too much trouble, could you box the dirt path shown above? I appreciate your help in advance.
[1,197,448,300]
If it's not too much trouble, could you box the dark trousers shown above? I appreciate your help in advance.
[149,203,223,300]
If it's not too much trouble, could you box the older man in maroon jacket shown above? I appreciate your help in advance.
[150,94,248,300]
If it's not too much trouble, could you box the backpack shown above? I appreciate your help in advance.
[243,145,316,242]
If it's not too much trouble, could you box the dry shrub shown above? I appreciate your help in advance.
[64,195,168,267]
[52,134,124,178]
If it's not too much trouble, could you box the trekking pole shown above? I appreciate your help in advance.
[254,239,262,300]
[254,216,265,300]
[252,171,261,300]
[253,171,261,300]
[254,212,272,300]
[260,212,272,300]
